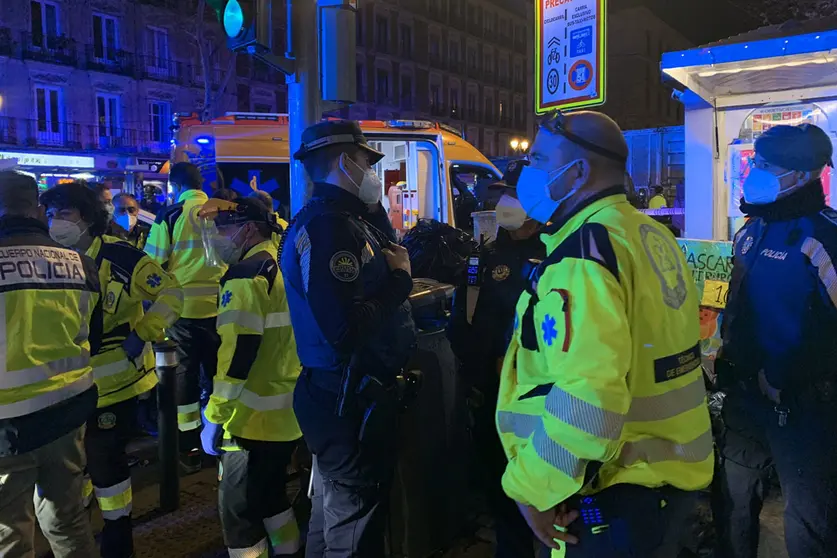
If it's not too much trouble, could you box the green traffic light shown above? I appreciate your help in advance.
[223,0,244,38]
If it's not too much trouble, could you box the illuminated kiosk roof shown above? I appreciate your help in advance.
[662,20,837,108]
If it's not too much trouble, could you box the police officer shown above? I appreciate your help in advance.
[281,121,416,557]
[498,111,713,557]
[0,171,101,557]
[448,160,545,558]
[197,198,303,557]
[714,124,837,558]
[40,182,183,558]
[145,162,224,472]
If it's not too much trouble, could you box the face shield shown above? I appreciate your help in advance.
[197,199,242,267]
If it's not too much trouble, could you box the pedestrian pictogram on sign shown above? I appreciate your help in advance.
[536,0,607,114]
[569,60,593,91]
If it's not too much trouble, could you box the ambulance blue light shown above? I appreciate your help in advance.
[196,137,212,145]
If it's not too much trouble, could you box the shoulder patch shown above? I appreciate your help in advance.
[330,251,360,282]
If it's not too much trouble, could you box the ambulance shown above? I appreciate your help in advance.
[166,112,501,235]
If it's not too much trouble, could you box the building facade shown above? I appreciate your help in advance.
[0,0,535,190]
[348,0,536,158]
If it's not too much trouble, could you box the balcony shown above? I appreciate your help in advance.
[84,45,135,76]
[0,27,14,57]
[429,104,446,117]
[374,40,390,54]
[468,20,483,37]
[21,32,78,65]
[0,117,156,153]
[137,55,185,84]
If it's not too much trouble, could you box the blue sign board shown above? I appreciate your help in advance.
[570,26,593,58]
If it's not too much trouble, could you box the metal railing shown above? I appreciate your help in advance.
[0,116,169,155]
[137,55,185,84]
[21,32,78,65]
[84,45,135,76]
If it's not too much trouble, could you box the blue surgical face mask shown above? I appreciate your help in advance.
[517,160,581,224]
[742,167,796,205]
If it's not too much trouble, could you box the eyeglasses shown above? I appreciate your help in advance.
[538,111,628,164]
[114,206,139,216]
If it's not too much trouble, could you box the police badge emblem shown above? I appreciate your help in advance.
[491,265,511,282]
[741,236,754,255]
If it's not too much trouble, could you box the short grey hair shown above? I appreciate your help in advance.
[0,171,39,217]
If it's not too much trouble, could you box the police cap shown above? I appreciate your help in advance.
[293,120,385,164]
[755,123,834,172]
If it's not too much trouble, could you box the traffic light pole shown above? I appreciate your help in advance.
[287,0,321,216]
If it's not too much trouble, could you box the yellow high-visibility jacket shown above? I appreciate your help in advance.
[144,189,224,319]
[0,223,102,419]
[497,189,713,512]
[87,235,183,408]
[205,240,302,442]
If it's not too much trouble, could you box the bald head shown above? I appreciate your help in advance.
[559,111,628,169]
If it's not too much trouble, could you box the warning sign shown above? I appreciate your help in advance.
[536,0,607,114]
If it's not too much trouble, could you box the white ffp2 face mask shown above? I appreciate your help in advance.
[341,154,383,204]
[115,213,137,232]
[495,194,527,230]
[742,167,796,205]
[49,219,86,247]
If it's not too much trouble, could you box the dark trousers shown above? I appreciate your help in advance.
[472,400,534,558]
[85,397,137,558]
[219,439,301,556]
[714,391,837,558]
[167,317,220,454]
[293,371,398,558]
[537,485,697,558]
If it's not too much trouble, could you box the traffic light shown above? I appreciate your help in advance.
[211,0,272,54]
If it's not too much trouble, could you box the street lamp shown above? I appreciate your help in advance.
[510,138,520,151]
[510,137,529,154]
[519,140,529,152]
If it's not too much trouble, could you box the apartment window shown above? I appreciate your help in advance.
[375,16,388,51]
[356,64,365,99]
[34,85,62,144]
[254,103,272,113]
[484,97,494,120]
[237,84,250,112]
[449,41,459,64]
[514,102,522,126]
[356,10,364,45]
[467,91,476,114]
[376,69,390,103]
[31,1,59,49]
[149,101,171,144]
[450,88,460,112]
[93,14,118,62]
[467,48,476,71]
[399,24,412,58]
[400,75,413,108]
[275,89,288,112]
[430,36,440,59]
[500,58,509,80]
[485,53,493,74]
[430,84,440,108]
[514,61,523,83]
[499,100,506,122]
[146,27,169,69]
[97,93,120,138]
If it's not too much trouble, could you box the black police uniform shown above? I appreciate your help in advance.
[715,125,837,558]
[448,226,544,557]
[280,121,416,557]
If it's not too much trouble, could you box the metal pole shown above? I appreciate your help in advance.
[155,340,180,513]
[287,0,322,216]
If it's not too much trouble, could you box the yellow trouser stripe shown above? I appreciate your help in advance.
[228,537,269,558]
[264,508,301,554]
[94,478,132,520]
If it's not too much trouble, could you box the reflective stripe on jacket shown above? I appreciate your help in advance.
[497,190,713,511]
[144,189,223,319]
[205,240,302,442]
[88,235,183,408]
[0,221,102,419]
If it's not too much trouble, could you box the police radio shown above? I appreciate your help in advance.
[466,254,481,286]
[465,250,482,324]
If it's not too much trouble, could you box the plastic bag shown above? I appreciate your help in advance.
[400,219,476,285]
